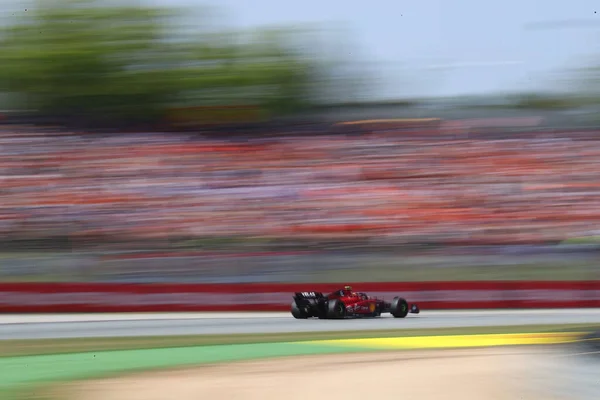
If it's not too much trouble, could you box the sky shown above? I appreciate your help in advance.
[157,0,600,99]
[6,0,600,100]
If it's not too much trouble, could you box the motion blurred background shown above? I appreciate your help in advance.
[2,0,600,285]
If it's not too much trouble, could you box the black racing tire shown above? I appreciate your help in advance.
[317,307,328,319]
[327,299,346,319]
[390,297,409,318]
[291,301,308,319]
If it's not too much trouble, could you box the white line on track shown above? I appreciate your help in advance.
[0,312,286,324]
[2,309,600,324]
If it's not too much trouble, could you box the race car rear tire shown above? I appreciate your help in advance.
[317,309,328,319]
[390,297,409,318]
[327,299,346,319]
[291,301,309,319]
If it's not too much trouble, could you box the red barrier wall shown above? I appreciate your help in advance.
[0,281,599,313]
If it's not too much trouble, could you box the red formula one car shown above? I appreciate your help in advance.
[291,286,420,319]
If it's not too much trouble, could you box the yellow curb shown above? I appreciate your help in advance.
[303,332,583,349]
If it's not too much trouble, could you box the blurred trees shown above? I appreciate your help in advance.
[0,0,365,128]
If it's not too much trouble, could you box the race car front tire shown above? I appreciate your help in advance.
[291,301,309,319]
[390,297,409,318]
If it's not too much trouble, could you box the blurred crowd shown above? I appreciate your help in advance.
[2,123,600,246]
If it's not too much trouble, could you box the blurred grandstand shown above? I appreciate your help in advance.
[2,101,600,283]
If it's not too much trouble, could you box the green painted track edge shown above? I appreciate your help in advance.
[1,342,375,400]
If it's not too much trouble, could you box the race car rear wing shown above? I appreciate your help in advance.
[293,291,326,307]
[294,291,324,299]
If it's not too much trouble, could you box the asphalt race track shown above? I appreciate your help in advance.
[1,309,600,340]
